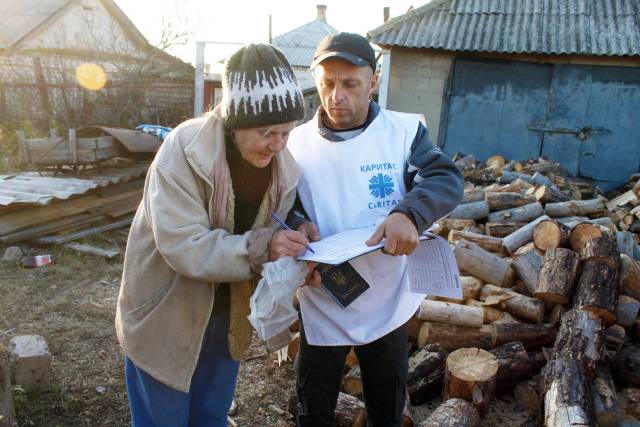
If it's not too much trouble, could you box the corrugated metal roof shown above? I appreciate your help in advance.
[272,19,338,67]
[0,162,148,207]
[368,0,640,56]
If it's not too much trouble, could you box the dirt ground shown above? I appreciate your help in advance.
[0,235,534,427]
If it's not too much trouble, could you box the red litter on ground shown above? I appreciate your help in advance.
[22,255,55,268]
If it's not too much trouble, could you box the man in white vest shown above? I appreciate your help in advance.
[286,32,464,426]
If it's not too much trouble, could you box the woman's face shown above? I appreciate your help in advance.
[232,121,296,168]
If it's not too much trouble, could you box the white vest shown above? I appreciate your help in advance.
[288,109,425,345]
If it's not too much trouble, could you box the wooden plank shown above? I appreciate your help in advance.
[0,214,106,243]
[69,129,77,164]
[63,243,120,259]
[34,217,133,245]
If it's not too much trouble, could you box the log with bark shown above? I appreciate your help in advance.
[343,365,362,397]
[535,248,580,304]
[0,348,17,427]
[617,231,637,258]
[533,220,570,251]
[485,222,527,238]
[420,398,481,427]
[452,240,516,287]
[545,197,607,217]
[574,261,619,326]
[552,309,605,378]
[513,250,542,296]
[417,322,494,351]
[534,185,571,204]
[569,222,604,252]
[503,215,551,254]
[542,358,596,427]
[406,343,447,405]
[514,379,541,415]
[489,341,545,395]
[605,325,626,352]
[580,237,621,270]
[437,218,478,236]
[619,254,640,301]
[592,365,624,427]
[491,323,557,350]
[613,347,640,388]
[485,192,537,211]
[448,230,507,256]
[462,189,486,204]
[465,299,505,324]
[618,388,640,420]
[488,202,544,224]
[546,304,568,327]
[480,284,545,324]
[617,295,640,328]
[417,299,484,328]
[443,347,499,417]
[449,201,490,220]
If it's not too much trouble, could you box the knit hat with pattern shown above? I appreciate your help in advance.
[221,43,305,130]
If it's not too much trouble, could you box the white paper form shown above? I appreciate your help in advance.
[408,235,462,299]
[298,226,381,265]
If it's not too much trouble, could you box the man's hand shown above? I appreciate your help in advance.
[365,212,419,256]
[297,221,320,242]
[303,261,322,288]
[268,230,309,261]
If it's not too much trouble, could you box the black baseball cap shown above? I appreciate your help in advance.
[311,32,376,71]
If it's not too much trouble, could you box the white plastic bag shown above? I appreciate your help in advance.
[247,257,308,346]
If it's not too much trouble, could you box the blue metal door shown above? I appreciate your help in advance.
[442,58,640,189]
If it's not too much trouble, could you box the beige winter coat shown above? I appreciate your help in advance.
[115,107,299,392]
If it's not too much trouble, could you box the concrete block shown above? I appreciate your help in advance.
[8,335,51,392]
[1,247,22,263]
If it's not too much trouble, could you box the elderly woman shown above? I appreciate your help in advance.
[115,44,312,426]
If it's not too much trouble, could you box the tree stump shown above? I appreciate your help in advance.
[443,348,499,417]
[535,248,580,304]
[420,398,480,427]
[407,343,447,405]
[533,220,570,250]
[574,261,619,326]
[542,358,596,427]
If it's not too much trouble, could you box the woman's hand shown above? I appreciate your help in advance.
[268,230,310,261]
[303,262,321,288]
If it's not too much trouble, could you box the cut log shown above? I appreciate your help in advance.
[617,231,637,258]
[417,299,484,327]
[493,179,534,193]
[335,392,366,427]
[452,240,516,287]
[607,190,639,211]
[443,348,499,416]
[574,261,619,326]
[491,323,556,350]
[480,284,545,324]
[591,217,618,235]
[605,325,626,352]
[462,189,486,204]
[449,201,490,220]
[486,154,506,170]
[405,316,423,347]
[534,185,571,204]
[287,333,300,363]
[535,248,580,304]
[632,320,640,342]
[420,398,481,427]
[436,218,478,237]
[417,322,494,351]
[542,358,595,427]
[580,237,621,270]
[448,230,507,256]
[620,254,640,301]
[617,295,640,328]
[545,197,607,217]
[485,222,527,238]
[485,192,537,211]
[513,250,542,296]
[593,365,623,427]
[503,215,551,254]
[407,343,447,405]
[499,171,534,184]
[618,388,640,420]
[489,341,539,395]
[343,365,362,397]
[511,241,542,259]
[531,172,556,188]
[613,347,640,388]
[552,309,604,378]
[569,222,604,252]
[466,299,504,323]
[488,202,545,224]
[547,304,568,327]
[533,220,570,250]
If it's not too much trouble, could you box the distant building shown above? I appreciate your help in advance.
[202,5,338,122]
[369,0,640,189]
[0,0,194,131]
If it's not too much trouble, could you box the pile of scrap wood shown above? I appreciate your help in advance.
[286,155,640,427]
[0,161,148,258]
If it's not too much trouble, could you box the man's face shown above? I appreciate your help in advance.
[313,58,379,130]
[232,121,296,168]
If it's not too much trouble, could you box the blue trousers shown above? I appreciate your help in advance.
[125,306,239,427]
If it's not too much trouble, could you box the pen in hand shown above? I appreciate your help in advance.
[271,212,316,254]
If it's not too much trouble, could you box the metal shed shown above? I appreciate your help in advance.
[369,0,640,189]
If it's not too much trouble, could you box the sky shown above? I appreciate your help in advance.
[114,0,423,65]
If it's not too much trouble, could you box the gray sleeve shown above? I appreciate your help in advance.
[392,123,464,232]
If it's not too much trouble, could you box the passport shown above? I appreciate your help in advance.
[316,262,370,309]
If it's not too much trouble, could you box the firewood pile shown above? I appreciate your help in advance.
[287,155,640,427]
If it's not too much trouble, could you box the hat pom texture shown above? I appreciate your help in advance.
[222,44,305,129]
